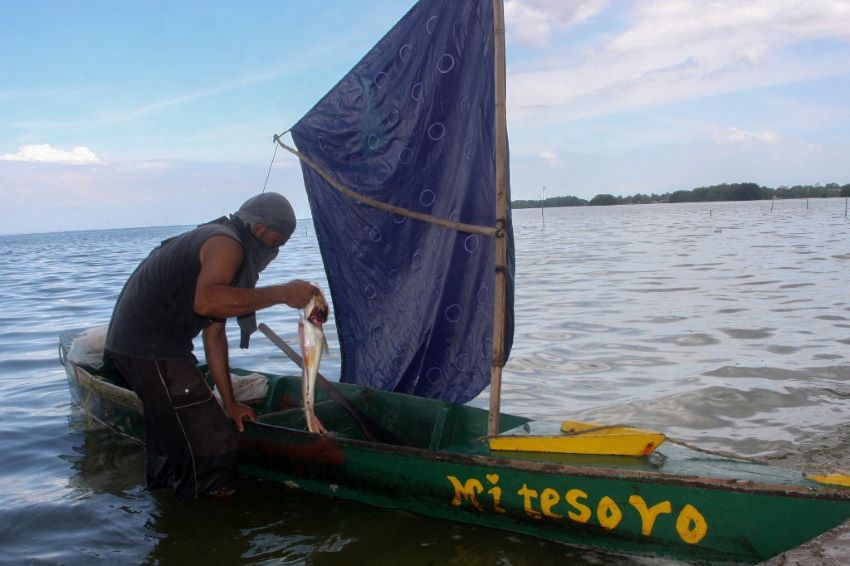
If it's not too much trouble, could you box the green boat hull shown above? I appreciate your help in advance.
[60,331,850,564]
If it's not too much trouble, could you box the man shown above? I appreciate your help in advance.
[105,192,318,499]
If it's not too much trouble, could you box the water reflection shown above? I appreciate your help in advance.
[64,423,145,496]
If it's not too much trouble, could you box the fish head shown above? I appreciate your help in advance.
[304,289,330,325]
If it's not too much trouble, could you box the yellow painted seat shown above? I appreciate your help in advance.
[488,420,666,457]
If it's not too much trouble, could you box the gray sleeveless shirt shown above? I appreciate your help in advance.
[105,224,240,361]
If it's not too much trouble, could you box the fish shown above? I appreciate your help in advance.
[299,288,330,434]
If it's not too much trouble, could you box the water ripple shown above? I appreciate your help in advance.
[2,202,849,563]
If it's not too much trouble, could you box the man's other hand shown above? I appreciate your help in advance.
[226,402,258,432]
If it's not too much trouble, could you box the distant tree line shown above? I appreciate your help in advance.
[512,182,850,208]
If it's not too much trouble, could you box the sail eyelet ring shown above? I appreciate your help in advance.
[437,54,455,74]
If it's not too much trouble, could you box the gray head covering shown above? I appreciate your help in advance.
[202,192,297,349]
[233,192,297,240]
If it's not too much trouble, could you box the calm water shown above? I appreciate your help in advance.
[1,199,848,564]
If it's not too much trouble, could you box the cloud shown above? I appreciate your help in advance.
[94,37,353,126]
[1,144,101,165]
[505,0,610,44]
[538,150,559,166]
[118,160,174,172]
[0,157,311,234]
[608,0,850,55]
[714,127,783,145]
[95,73,279,124]
[506,0,850,125]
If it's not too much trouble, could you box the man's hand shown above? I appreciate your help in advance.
[225,402,258,432]
[282,280,321,309]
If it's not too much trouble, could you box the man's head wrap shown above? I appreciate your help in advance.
[200,192,298,349]
[232,192,297,240]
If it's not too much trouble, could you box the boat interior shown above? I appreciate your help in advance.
[61,329,830,485]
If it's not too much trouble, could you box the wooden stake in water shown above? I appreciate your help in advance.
[540,186,546,227]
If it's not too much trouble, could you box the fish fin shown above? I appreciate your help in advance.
[321,333,330,356]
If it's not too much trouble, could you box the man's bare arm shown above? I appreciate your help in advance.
[202,321,256,431]
[193,236,316,318]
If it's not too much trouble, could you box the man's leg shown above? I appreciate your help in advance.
[109,353,176,490]
[161,359,239,498]
[109,353,238,499]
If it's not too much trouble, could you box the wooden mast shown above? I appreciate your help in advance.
[488,0,508,437]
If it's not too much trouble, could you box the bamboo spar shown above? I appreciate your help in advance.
[273,136,499,239]
[488,0,509,437]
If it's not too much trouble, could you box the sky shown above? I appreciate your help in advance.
[2,0,850,234]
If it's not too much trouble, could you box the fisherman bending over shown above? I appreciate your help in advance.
[104,192,319,499]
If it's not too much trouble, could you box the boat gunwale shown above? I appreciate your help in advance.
[248,419,850,500]
[67,360,850,502]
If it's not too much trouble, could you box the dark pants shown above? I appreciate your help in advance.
[108,352,239,499]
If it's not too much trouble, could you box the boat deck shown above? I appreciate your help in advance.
[60,329,831,493]
[461,420,813,488]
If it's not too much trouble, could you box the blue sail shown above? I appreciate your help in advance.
[290,0,514,404]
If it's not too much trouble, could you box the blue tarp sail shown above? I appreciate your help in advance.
[290,0,514,404]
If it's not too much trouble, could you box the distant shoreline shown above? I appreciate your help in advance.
[3,191,847,237]
[513,182,850,208]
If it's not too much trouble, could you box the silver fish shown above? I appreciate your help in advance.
[299,290,330,434]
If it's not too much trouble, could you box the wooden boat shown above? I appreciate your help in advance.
[60,0,850,563]
[60,330,850,565]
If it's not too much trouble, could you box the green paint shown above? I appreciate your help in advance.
[61,331,850,564]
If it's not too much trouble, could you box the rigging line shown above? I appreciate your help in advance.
[261,137,280,193]
[273,134,501,238]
